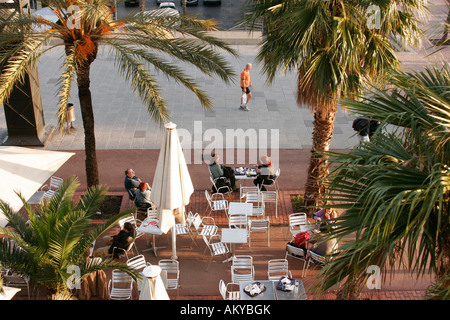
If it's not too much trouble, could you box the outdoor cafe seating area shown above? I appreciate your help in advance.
[1,172,334,301]
[81,181,331,300]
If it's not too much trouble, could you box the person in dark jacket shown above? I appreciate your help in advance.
[124,168,141,200]
[93,222,136,259]
[353,118,381,142]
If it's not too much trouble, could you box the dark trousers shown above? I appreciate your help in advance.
[253,175,273,191]
[222,166,236,189]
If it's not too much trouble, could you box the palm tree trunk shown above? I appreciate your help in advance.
[181,0,187,15]
[302,107,337,214]
[139,0,146,12]
[76,63,99,187]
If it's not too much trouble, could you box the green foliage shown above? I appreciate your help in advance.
[317,64,450,299]
[290,194,305,212]
[0,176,139,298]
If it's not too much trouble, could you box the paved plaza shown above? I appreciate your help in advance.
[1,0,449,302]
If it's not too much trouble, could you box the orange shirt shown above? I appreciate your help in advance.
[240,69,250,88]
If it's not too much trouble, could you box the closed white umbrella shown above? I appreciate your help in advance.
[151,122,194,259]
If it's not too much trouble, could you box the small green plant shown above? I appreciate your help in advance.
[291,194,305,212]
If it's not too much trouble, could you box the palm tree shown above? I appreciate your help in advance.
[0,0,236,187]
[0,176,139,299]
[243,0,425,213]
[317,64,450,299]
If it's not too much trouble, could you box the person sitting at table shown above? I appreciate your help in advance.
[124,168,141,201]
[253,155,275,191]
[313,208,337,223]
[93,222,136,259]
[308,223,337,257]
[135,182,153,210]
[209,153,237,191]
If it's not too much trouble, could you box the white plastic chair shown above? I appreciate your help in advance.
[146,207,158,219]
[261,168,280,192]
[248,218,270,247]
[231,255,254,283]
[203,234,229,270]
[289,213,309,238]
[108,269,134,300]
[302,250,328,277]
[175,211,196,244]
[126,254,150,272]
[205,190,228,217]
[219,280,240,300]
[228,213,248,231]
[267,259,292,281]
[112,240,137,260]
[302,240,337,277]
[159,259,180,293]
[210,176,232,197]
[119,214,144,240]
[239,185,259,202]
[285,244,307,275]
[126,255,151,291]
[40,176,64,200]
[245,190,265,217]
[261,190,278,218]
[192,213,218,239]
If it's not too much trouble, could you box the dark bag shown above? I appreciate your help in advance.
[212,177,231,193]
[352,118,369,135]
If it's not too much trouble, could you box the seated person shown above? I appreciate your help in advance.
[124,168,141,200]
[308,223,337,257]
[253,155,275,191]
[93,222,136,259]
[313,208,337,223]
[135,182,152,209]
[209,154,237,191]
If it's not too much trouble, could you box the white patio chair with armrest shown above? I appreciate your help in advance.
[126,254,151,291]
[267,259,292,281]
[210,176,232,197]
[40,175,64,200]
[285,244,307,276]
[158,259,180,295]
[203,234,229,271]
[302,241,338,277]
[261,190,278,218]
[239,185,259,202]
[261,168,280,192]
[231,255,255,283]
[248,218,270,247]
[302,250,328,278]
[205,190,228,217]
[146,207,158,219]
[228,213,248,231]
[174,211,196,245]
[112,239,138,260]
[135,201,155,218]
[289,212,309,238]
[108,269,134,300]
[219,280,240,300]
[126,254,150,272]
[193,213,218,253]
[192,213,218,240]
[119,214,144,240]
[245,190,265,218]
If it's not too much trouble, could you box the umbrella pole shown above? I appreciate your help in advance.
[171,225,177,260]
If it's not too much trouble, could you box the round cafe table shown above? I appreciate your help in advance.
[139,265,170,300]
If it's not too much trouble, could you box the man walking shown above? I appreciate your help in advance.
[239,63,252,111]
